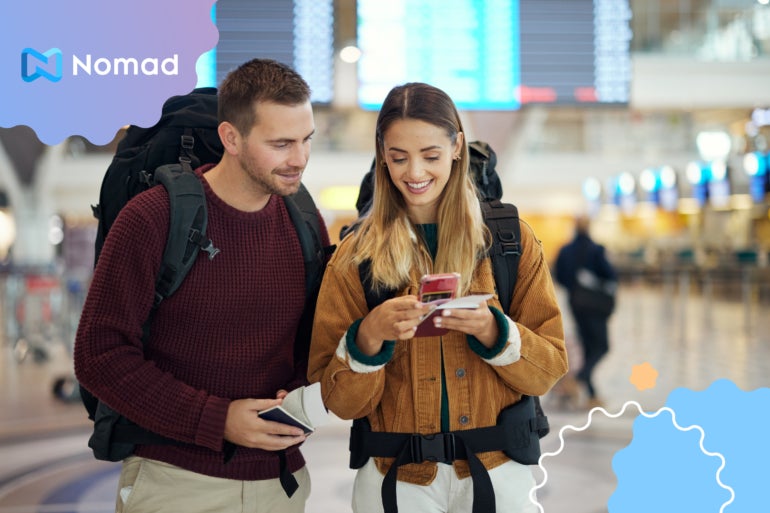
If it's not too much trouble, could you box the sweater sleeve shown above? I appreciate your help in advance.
[73,190,230,452]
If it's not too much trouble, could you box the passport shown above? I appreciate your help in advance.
[414,293,494,337]
[258,383,328,434]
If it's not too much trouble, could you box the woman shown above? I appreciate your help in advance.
[308,82,567,513]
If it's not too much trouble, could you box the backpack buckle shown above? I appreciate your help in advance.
[189,229,220,260]
[496,230,520,256]
[139,170,154,186]
[180,134,195,150]
[200,240,220,260]
[410,433,456,463]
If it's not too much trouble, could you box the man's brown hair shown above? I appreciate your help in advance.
[218,58,311,135]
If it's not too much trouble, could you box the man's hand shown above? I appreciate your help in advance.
[224,398,306,451]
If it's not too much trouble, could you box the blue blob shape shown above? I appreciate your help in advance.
[665,379,770,513]
[609,409,731,513]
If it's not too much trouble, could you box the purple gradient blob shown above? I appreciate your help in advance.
[1,0,219,145]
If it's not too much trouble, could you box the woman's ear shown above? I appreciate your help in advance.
[454,131,465,159]
[218,122,240,156]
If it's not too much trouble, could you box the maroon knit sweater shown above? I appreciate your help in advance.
[74,165,328,480]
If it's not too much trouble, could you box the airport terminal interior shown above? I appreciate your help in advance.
[2,0,770,511]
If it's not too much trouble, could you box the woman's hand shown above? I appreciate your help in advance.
[356,295,433,356]
[432,300,500,348]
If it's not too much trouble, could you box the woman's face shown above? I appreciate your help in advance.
[381,118,463,224]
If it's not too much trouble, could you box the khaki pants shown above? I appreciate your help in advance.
[116,456,310,513]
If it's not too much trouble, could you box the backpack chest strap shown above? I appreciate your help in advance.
[350,410,543,513]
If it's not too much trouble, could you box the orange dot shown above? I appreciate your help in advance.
[630,362,659,391]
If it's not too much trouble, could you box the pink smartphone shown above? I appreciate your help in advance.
[415,273,460,337]
[418,273,460,305]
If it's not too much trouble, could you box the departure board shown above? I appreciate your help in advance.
[213,0,334,103]
[357,0,631,109]
[357,0,520,110]
[519,0,631,104]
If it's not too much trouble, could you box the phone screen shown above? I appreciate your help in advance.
[421,290,453,303]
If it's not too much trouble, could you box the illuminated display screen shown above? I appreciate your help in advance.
[357,0,520,110]
[357,0,631,109]
[212,0,334,103]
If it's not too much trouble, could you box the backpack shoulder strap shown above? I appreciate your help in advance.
[481,201,550,437]
[152,163,217,306]
[481,199,521,314]
[284,183,332,297]
[358,259,396,311]
[283,184,333,396]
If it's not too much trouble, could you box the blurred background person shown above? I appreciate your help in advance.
[555,215,617,409]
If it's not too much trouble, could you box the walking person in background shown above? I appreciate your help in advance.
[308,82,567,513]
[555,215,617,409]
[75,58,329,513]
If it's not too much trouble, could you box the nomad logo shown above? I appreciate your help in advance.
[21,47,63,82]
[72,54,179,76]
[20,48,179,82]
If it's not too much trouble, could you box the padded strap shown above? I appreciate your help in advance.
[278,450,300,497]
[358,259,397,312]
[153,162,209,304]
[284,184,325,297]
[481,200,520,314]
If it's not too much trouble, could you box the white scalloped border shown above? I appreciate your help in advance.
[530,401,735,513]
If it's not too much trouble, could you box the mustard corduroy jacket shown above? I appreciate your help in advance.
[308,220,568,485]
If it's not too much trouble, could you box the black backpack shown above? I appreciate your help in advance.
[82,87,330,462]
[91,87,225,262]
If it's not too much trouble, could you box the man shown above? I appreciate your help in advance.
[554,215,616,409]
[74,58,329,513]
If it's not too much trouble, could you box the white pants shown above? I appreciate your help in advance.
[351,459,538,513]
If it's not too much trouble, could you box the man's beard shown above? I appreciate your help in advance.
[238,153,303,197]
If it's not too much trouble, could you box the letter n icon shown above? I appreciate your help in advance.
[21,48,63,82]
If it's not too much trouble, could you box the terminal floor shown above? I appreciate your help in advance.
[0,282,768,513]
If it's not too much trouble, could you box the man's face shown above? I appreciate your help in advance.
[237,100,315,197]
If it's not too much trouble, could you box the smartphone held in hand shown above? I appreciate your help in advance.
[418,273,460,305]
[415,273,493,337]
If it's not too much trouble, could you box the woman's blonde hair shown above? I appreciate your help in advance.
[353,83,489,295]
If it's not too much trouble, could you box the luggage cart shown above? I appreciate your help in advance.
[52,276,89,402]
[12,274,62,364]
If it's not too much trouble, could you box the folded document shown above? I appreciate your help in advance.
[258,382,328,434]
[415,293,494,337]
